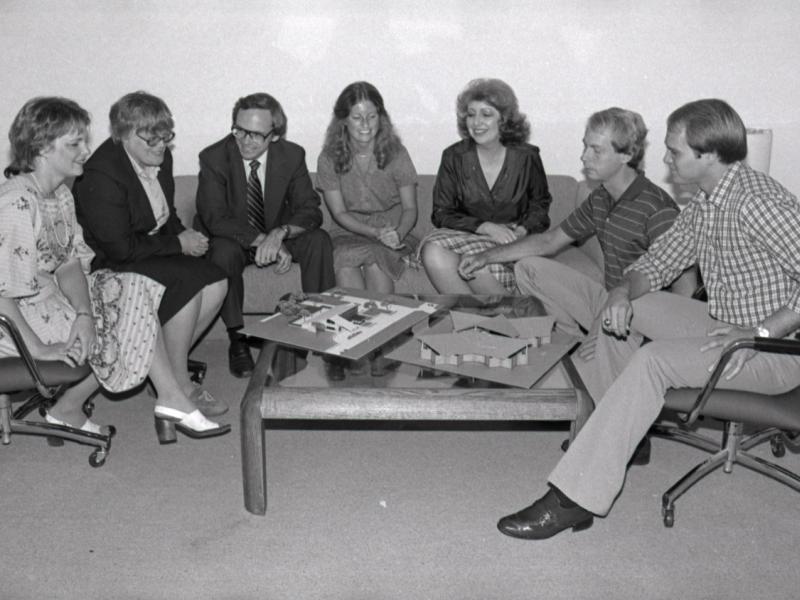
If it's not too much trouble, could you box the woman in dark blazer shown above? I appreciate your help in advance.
[73,91,228,419]
[420,78,552,294]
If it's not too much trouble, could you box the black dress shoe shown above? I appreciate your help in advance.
[228,338,254,378]
[630,436,651,466]
[497,489,594,540]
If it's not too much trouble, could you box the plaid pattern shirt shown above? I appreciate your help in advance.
[628,162,800,327]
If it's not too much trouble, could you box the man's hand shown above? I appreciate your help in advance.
[600,287,634,338]
[477,222,517,245]
[178,229,210,257]
[700,325,758,380]
[274,246,292,274]
[576,333,598,361]
[253,229,286,266]
[458,252,489,280]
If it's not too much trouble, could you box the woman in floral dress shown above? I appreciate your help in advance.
[0,97,229,443]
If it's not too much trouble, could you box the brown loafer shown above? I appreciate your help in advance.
[191,386,229,417]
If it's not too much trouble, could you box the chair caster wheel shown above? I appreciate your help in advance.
[770,436,786,458]
[561,439,570,452]
[662,507,674,528]
[89,449,107,467]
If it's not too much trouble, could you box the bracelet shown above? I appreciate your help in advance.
[75,311,92,319]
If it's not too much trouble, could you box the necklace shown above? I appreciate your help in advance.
[29,172,72,249]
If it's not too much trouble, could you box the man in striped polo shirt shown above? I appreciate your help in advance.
[458,107,696,407]
[495,98,800,540]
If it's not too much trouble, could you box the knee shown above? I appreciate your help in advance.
[420,241,449,271]
[296,229,333,259]
[208,238,246,276]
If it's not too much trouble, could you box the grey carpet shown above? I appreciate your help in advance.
[2,338,799,600]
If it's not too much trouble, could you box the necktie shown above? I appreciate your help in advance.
[247,160,266,233]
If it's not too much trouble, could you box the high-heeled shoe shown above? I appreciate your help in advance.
[44,412,109,446]
[153,405,231,444]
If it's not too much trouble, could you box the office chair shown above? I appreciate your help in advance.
[652,336,800,527]
[0,313,115,467]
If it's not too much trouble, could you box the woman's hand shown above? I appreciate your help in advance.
[64,313,96,365]
[178,229,210,257]
[477,222,517,245]
[376,227,403,249]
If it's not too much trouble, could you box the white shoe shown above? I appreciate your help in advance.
[45,412,103,434]
[153,405,231,443]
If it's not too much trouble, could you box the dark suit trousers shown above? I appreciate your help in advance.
[208,229,335,329]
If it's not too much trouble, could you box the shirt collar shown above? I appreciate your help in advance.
[125,149,160,181]
[700,161,743,207]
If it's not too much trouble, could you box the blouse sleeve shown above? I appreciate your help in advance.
[0,187,39,298]
[57,185,95,274]
[518,150,551,234]
[315,152,341,192]
[390,146,418,189]
[431,148,482,232]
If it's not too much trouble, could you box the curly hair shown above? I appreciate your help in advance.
[109,91,174,142]
[456,78,530,145]
[586,107,648,172]
[321,81,403,174]
[667,99,747,165]
[231,93,288,138]
[5,96,90,178]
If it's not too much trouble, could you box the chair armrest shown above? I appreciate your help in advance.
[0,313,54,398]
[682,336,800,426]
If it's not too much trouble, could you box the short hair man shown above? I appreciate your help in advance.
[196,93,335,377]
[459,107,695,407]
[496,99,800,540]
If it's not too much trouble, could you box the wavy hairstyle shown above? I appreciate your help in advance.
[231,93,288,138]
[587,107,648,172]
[5,96,90,178]
[109,91,174,142]
[456,78,530,145]
[321,81,403,174]
[667,99,747,164]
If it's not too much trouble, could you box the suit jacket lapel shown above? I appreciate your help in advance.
[114,142,158,232]
[227,138,249,223]
[264,142,289,231]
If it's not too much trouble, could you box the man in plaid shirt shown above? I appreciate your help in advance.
[497,99,800,540]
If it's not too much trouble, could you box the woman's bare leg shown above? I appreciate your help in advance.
[364,264,394,294]
[421,243,473,294]
[336,267,366,290]
[47,375,100,426]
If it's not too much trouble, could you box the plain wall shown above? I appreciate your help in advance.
[2,0,799,199]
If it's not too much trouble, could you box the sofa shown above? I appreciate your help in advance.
[172,174,601,313]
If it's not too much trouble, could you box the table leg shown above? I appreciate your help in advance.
[241,341,279,515]
[561,354,595,441]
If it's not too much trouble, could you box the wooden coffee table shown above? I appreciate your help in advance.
[240,294,592,515]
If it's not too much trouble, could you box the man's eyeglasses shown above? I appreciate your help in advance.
[136,129,176,147]
[231,126,273,144]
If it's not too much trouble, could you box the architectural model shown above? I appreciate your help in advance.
[418,313,555,369]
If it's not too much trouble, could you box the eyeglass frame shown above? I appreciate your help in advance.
[231,125,274,144]
[135,129,176,147]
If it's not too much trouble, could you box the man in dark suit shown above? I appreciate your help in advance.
[195,93,335,378]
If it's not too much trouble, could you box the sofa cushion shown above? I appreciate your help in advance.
[173,172,597,313]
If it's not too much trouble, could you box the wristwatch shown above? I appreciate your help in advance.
[280,224,291,239]
[755,325,771,338]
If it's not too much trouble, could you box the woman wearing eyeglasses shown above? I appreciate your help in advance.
[1,96,230,443]
[72,91,230,424]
